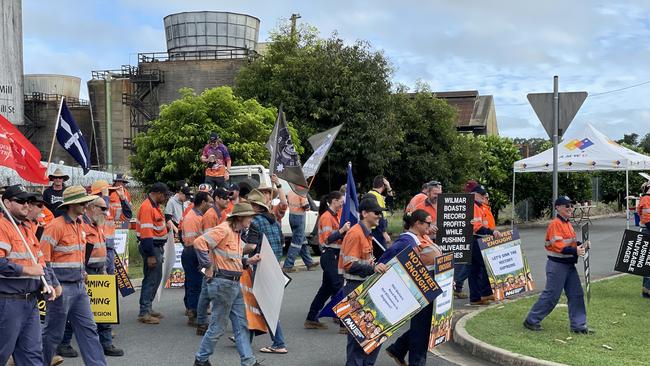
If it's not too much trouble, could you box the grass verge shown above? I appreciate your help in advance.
[465,274,648,366]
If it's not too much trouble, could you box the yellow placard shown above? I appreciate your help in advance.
[85,274,119,324]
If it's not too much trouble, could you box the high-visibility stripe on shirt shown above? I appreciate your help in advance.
[193,221,244,275]
[338,222,374,281]
[41,214,87,283]
[288,190,308,215]
[202,206,227,232]
[638,195,650,225]
[0,217,45,285]
[319,209,342,249]
[84,218,107,269]
[182,209,204,247]
[545,216,577,259]
[136,197,168,242]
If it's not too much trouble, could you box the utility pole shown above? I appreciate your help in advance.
[290,13,301,40]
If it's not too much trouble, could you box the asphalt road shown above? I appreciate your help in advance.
[61,217,630,366]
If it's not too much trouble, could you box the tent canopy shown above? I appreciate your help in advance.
[514,123,650,173]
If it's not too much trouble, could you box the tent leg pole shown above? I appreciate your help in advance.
[626,168,630,229]
[510,169,517,230]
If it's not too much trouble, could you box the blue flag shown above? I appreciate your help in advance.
[340,162,359,227]
[57,99,91,174]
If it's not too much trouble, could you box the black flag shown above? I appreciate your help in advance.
[266,106,308,187]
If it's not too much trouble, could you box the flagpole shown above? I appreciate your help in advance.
[44,96,64,181]
[0,198,51,294]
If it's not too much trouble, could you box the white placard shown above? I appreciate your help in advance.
[113,229,128,255]
[485,244,524,276]
[434,274,454,315]
[367,268,420,325]
[252,235,286,335]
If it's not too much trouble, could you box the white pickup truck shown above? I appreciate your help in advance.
[229,165,320,252]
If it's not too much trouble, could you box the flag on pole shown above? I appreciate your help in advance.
[266,105,308,187]
[0,113,48,184]
[302,124,343,179]
[340,162,359,226]
[56,100,91,174]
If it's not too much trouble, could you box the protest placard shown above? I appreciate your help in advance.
[334,247,442,354]
[614,230,650,276]
[428,253,454,351]
[436,193,474,264]
[581,223,591,304]
[86,274,120,324]
[114,254,135,297]
[252,235,286,335]
[164,243,185,288]
[478,229,534,300]
[113,228,130,272]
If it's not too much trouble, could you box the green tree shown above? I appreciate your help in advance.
[235,21,401,192]
[387,86,478,203]
[130,86,300,186]
[638,133,650,154]
[618,133,639,146]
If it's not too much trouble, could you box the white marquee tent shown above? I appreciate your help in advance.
[512,123,650,226]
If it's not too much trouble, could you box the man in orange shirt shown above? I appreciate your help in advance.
[202,188,229,232]
[284,187,318,272]
[340,198,388,366]
[136,182,170,324]
[525,196,591,334]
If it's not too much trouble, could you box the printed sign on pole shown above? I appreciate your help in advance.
[436,193,474,264]
[428,253,454,351]
[614,230,650,276]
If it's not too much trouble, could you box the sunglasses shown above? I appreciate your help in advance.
[96,206,108,211]
[31,202,44,208]
[11,199,28,205]
[373,211,383,216]
[420,221,433,226]
[564,204,573,208]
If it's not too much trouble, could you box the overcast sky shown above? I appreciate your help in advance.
[22,0,650,140]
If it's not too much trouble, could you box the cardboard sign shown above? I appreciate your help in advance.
[86,274,120,324]
[478,229,535,300]
[614,230,650,276]
[436,193,474,264]
[113,228,129,272]
[164,243,185,288]
[334,247,442,354]
[114,255,135,297]
[581,223,591,304]
[428,253,454,351]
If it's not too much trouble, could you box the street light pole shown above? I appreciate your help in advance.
[552,76,559,216]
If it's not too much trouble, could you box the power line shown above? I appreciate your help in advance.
[495,78,650,107]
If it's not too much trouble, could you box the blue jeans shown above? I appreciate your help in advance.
[105,248,116,275]
[526,260,587,331]
[195,277,256,366]
[42,282,107,366]
[0,297,42,366]
[468,239,493,302]
[197,278,210,326]
[138,245,163,316]
[284,214,314,268]
[182,246,203,312]
[453,263,470,292]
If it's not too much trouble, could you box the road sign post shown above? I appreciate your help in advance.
[527,77,587,216]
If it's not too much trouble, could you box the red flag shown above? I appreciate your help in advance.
[0,113,42,160]
[0,114,48,184]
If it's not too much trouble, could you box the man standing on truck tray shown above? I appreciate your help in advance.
[201,132,231,190]
[283,187,319,273]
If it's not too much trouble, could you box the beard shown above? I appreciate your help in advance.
[93,214,106,226]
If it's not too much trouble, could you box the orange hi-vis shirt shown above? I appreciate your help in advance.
[406,193,427,213]
[638,195,650,225]
[83,217,107,271]
[41,214,87,283]
[484,204,496,230]
[288,190,309,215]
[224,201,235,216]
[136,196,168,242]
[0,216,47,293]
[319,209,342,249]
[182,209,204,247]
[471,203,490,234]
[338,222,374,281]
[194,221,244,276]
[202,206,227,232]
[109,189,132,224]
[179,203,194,232]
[545,216,578,264]
[415,198,437,223]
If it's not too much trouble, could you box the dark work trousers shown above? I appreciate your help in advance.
[306,248,343,321]
[182,246,203,312]
[343,280,381,366]
[204,176,225,191]
[0,296,42,366]
[385,301,434,366]
[468,238,493,302]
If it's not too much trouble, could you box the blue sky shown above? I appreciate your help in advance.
[22,0,650,140]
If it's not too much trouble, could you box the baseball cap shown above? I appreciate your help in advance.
[2,185,33,201]
[359,197,387,213]
[180,186,193,196]
[471,185,488,195]
[209,132,219,141]
[214,187,229,200]
[554,196,573,206]
[149,182,170,195]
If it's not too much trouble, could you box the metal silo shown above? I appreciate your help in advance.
[25,74,81,99]
[164,11,260,53]
[0,0,24,125]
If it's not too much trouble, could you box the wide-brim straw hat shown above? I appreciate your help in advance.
[227,202,256,218]
[59,185,99,207]
[245,189,270,212]
[90,180,118,195]
[257,182,278,198]
[48,168,70,182]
